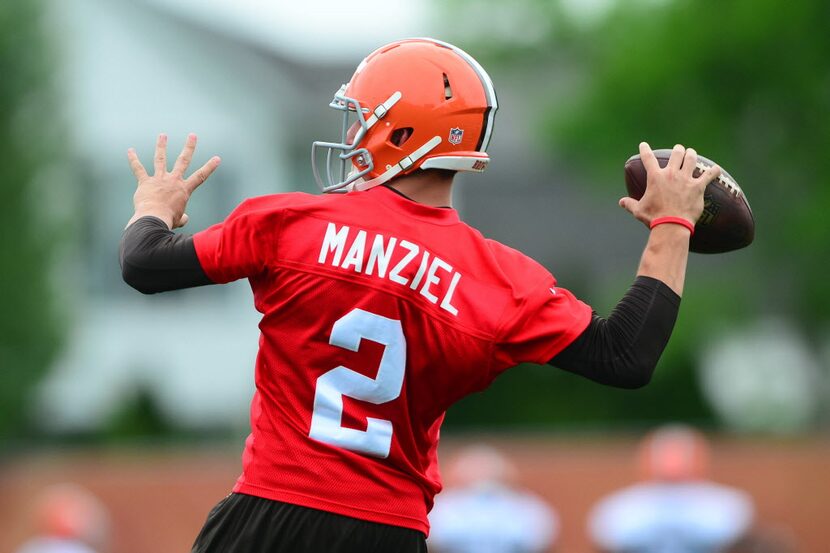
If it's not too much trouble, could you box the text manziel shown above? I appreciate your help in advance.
[318,222,461,316]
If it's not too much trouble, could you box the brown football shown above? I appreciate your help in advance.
[624,149,754,253]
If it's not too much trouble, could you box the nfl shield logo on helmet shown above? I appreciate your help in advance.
[448,128,464,145]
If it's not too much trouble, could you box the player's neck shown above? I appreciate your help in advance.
[386,171,455,208]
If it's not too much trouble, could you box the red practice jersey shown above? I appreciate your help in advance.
[193,186,592,534]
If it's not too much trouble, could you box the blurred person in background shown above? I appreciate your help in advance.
[588,424,754,553]
[428,445,558,553]
[119,36,720,552]
[14,484,110,553]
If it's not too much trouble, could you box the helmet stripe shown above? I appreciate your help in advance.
[475,107,494,152]
[412,38,498,152]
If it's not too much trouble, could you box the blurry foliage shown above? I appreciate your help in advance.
[448,358,714,431]
[103,388,176,441]
[0,0,65,439]
[551,0,828,325]
[443,0,829,430]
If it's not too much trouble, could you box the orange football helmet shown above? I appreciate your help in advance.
[312,38,498,193]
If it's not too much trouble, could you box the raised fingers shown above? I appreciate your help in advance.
[682,147,698,177]
[184,156,222,193]
[127,148,148,180]
[639,142,660,175]
[154,133,168,175]
[667,143,685,170]
[172,133,197,177]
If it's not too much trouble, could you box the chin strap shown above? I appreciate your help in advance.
[350,136,442,192]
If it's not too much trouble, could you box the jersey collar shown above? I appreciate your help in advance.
[364,185,460,226]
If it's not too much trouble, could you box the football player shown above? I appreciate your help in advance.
[121,38,721,552]
[588,425,754,552]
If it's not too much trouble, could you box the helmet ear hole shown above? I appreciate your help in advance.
[443,73,453,100]
[390,127,414,147]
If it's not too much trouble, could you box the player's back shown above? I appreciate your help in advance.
[194,185,590,533]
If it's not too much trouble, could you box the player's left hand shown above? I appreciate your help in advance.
[126,133,221,229]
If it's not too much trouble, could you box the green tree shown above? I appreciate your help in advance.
[440,0,828,429]
[0,0,65,439]
[549,0,828,324]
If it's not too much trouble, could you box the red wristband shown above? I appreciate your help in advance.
[650,216,695,236]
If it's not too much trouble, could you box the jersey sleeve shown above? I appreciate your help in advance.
[192,197,282,284]
[492,260,592,373]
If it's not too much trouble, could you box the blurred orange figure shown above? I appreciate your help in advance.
[15,484,110,553]
[588,425,754,553]
[638,424,710,481]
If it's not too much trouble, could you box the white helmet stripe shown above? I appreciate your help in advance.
[365,91,402,129]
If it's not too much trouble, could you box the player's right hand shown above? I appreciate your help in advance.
[619,142,721,229]
[126,133,221,229]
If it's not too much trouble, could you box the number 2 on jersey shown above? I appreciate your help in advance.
[309,308,406,458]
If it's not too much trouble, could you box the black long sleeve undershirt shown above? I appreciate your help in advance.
[549,276,681,389]
[119,216,212,294]
[120,216,680,388]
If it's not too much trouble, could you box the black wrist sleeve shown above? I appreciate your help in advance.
[549,276,681,389]
[119,216,213,294]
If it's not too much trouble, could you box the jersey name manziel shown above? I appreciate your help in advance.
[318,222,462,316]
[192,186,592,535]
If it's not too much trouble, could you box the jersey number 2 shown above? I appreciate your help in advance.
[309,308,406,458]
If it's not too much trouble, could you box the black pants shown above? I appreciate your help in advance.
[192,493,428,553]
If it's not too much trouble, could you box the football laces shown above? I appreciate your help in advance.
[695,161,743,198]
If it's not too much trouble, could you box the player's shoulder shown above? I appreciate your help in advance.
[234,191,324,214]
[479,236,555,289]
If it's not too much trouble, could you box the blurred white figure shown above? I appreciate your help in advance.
[429,445,558,553]
[15,484,110,553]
[588,425,754,553]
